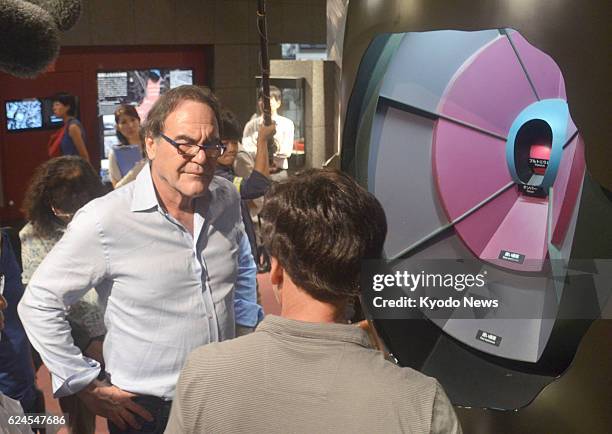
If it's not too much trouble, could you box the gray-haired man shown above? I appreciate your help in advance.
[19,85,262,433]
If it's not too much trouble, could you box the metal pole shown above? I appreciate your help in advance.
[256,0,277,165]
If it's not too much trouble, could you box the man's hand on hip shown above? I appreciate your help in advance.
[77,379,154,430]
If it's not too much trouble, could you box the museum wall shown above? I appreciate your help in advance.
[0,0,326,223]
[60,0,327,125]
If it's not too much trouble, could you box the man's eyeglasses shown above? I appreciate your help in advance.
[159,133,226,158]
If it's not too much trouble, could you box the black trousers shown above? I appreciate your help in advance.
[107,395,172,434]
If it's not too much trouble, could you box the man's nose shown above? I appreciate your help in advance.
[190,146,208,164]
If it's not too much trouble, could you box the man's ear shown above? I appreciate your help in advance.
[270,257,284,286]
[145,135,157,160]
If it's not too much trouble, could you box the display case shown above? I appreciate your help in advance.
[255,76,305,169]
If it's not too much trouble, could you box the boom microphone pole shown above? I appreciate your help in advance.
[256,0,277,167]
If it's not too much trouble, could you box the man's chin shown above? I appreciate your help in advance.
[178,174,213,196]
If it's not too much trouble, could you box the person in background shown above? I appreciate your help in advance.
[19,85,261,434]
[0,287,32,434]
[109,104,147,188]
[166,169,462,434]
[0,229,45,431]
[240,85,294,179]
[217,109,274,279]
[238,87,295,254]
[20,156,107,433]
[0,227,45,432]
[51,92,90,162]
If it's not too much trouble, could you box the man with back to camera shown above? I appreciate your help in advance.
[18,85,262,433]
[165,168,462,434]
[240,85,294,179]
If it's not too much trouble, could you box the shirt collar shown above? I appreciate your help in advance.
[130,164,221,240]
[130,164,218,212]
[130,163,158,212]
[257,315,373,348]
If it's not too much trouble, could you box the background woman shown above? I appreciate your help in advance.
[19,156,106,433]
[51,92,90,162]
[1,229,45,431]
[108,104,146,188]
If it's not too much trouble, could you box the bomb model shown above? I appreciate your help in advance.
[343,28,611,410]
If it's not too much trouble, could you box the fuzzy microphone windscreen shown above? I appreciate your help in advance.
[28,0,81,31]
[0,0,60,78]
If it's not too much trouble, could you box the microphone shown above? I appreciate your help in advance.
[0,0,60,78]
[28,0,81,31]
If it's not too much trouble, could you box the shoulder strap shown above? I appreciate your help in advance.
[233,176,243,192]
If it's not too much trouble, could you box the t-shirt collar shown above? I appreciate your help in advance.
[257,315,373,348]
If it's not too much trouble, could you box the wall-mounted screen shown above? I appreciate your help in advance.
[5,99,43,131]
[41,98,65,128]
[5,97,80,132]
[97,68,193,126]
[96,68,194,182]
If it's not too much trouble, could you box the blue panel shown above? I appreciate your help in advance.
[371,106,449,259]
[506,99,569,190]
[379,29,500,114]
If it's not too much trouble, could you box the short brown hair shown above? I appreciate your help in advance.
[258,85,282,102]
[220,108,242,142]
[260,169,387,305]
[142,85,221,139]
[52,92,77,116]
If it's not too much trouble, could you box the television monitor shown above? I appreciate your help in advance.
[97,68,194,123]
[96,68,194,159]
[5,99,43,131]
[41,98,65,128]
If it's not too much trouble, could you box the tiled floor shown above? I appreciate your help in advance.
[37,272,279,433]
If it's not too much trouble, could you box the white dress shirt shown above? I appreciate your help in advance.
[242,113,295,169]
[18,166,259,399]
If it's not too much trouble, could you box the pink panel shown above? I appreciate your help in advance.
[558,76,567,100]
[433,119,511,220]
[552,135,586,245]
[438,36,538,137]
[480,196,549,272]
[507,31,566,100]
[566,116,578,139]
[453,187,519,257]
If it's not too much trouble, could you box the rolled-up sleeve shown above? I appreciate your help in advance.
[17,206,108,397]
[233,230,262,328]
[240,170,271,200]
